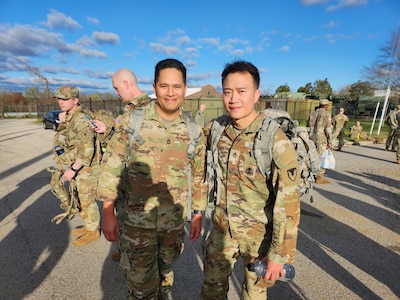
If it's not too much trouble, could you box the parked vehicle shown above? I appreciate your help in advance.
[43,110,63,131]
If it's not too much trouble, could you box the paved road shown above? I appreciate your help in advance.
[0,119,399,300]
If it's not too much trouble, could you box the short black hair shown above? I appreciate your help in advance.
[154,58,187,85]
[221,60,260,89]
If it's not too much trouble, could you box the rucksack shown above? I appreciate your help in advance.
[125,106,201,221]
[204,109,320,238]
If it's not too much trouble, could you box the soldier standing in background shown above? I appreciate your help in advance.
[332,107,349,151]
[97,59,206,299]
[199,60,300,299]
[385,106,399,152]
[395,105,400,164]
[53,86,101,246]
[91,68,152,262]
[307,99,333,184]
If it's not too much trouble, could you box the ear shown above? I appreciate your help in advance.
[254,88,260,104]
[152,83,156,96]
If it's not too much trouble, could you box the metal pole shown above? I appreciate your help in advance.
[370,101,380,136]
[377,86,390,137]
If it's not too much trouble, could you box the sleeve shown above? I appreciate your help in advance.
[267,128,301,264]
[191,127,208,211]
[96,128,127,202]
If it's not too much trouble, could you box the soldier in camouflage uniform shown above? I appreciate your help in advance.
[53,86,101,246]
[97,59,207,299]
[199,61,300,300]
[332,107,349,151]
[385,107,399,152]
[92,68,152,262]
[92,68,151,135]
[307,99,333,184]
[349,121,363,140]
[395,105,400,164]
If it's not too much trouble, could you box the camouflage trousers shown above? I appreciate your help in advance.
[387,127,399,150]
[315,142,328,176]
[119,224,185,299]
[74,165,100,231]
[201,228,274,300]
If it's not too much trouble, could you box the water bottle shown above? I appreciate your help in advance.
[54,145,65,156]
[247,260,295,281]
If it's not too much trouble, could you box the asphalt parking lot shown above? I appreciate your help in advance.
[0,118,399,300]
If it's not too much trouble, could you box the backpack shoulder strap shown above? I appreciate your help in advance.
[127,107,146,148]
[203,115,230,242]
[184,114,202,221]
[253,115,280,180]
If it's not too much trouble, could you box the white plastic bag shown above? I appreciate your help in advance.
[320,149,335,170]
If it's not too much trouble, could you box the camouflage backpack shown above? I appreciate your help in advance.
[125,106,201,221]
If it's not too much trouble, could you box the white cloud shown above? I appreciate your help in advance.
[92,31,120,44]
[87,16,100,25]
[149,43,180,55]
[42,9,82,31]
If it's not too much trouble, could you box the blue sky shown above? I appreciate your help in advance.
[0,0,399,96]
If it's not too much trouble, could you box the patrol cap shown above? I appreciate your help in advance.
[54,86,79,100]
[319,99,330,106]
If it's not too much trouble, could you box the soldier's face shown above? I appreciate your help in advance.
[153,68,186,120]
[57,98,78,113]
[222,72,260,127]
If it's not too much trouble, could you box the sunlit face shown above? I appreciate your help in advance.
[153,68,186,120]
[57,97,78,113]
[222,72,260,128]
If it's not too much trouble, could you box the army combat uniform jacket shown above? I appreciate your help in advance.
[208,113,300,264]
[307,108,333,154]
[96,100,207,229]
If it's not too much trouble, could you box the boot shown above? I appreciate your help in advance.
[73,230,100,246]
[111,251,121,261]
[71,226,88,237]
[316,175,330,184]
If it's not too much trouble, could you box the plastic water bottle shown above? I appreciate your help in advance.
[54,145,65,156]
[247,260,295,281]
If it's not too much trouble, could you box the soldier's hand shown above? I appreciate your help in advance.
[264,260,283,282]
[189,214,202,242]
[102,201,119,242]
[92,120,106,133]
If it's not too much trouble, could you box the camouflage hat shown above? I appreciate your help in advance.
[54,86,79,100]
[319,99,330,106]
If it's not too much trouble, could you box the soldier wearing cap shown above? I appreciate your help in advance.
[307,99,333,184]
[52,86,101,246]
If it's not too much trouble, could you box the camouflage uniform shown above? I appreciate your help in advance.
[201,113,300,300]
[396,111,400,162]
[386,109,399,151]
[53,106,100,231]
[332,112,349,150]
[349,124,363,140]
[307,107,333,176]
[97,100,206,299]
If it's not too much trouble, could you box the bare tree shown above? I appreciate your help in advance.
[27,66,51,103]
[363,26,400,92]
